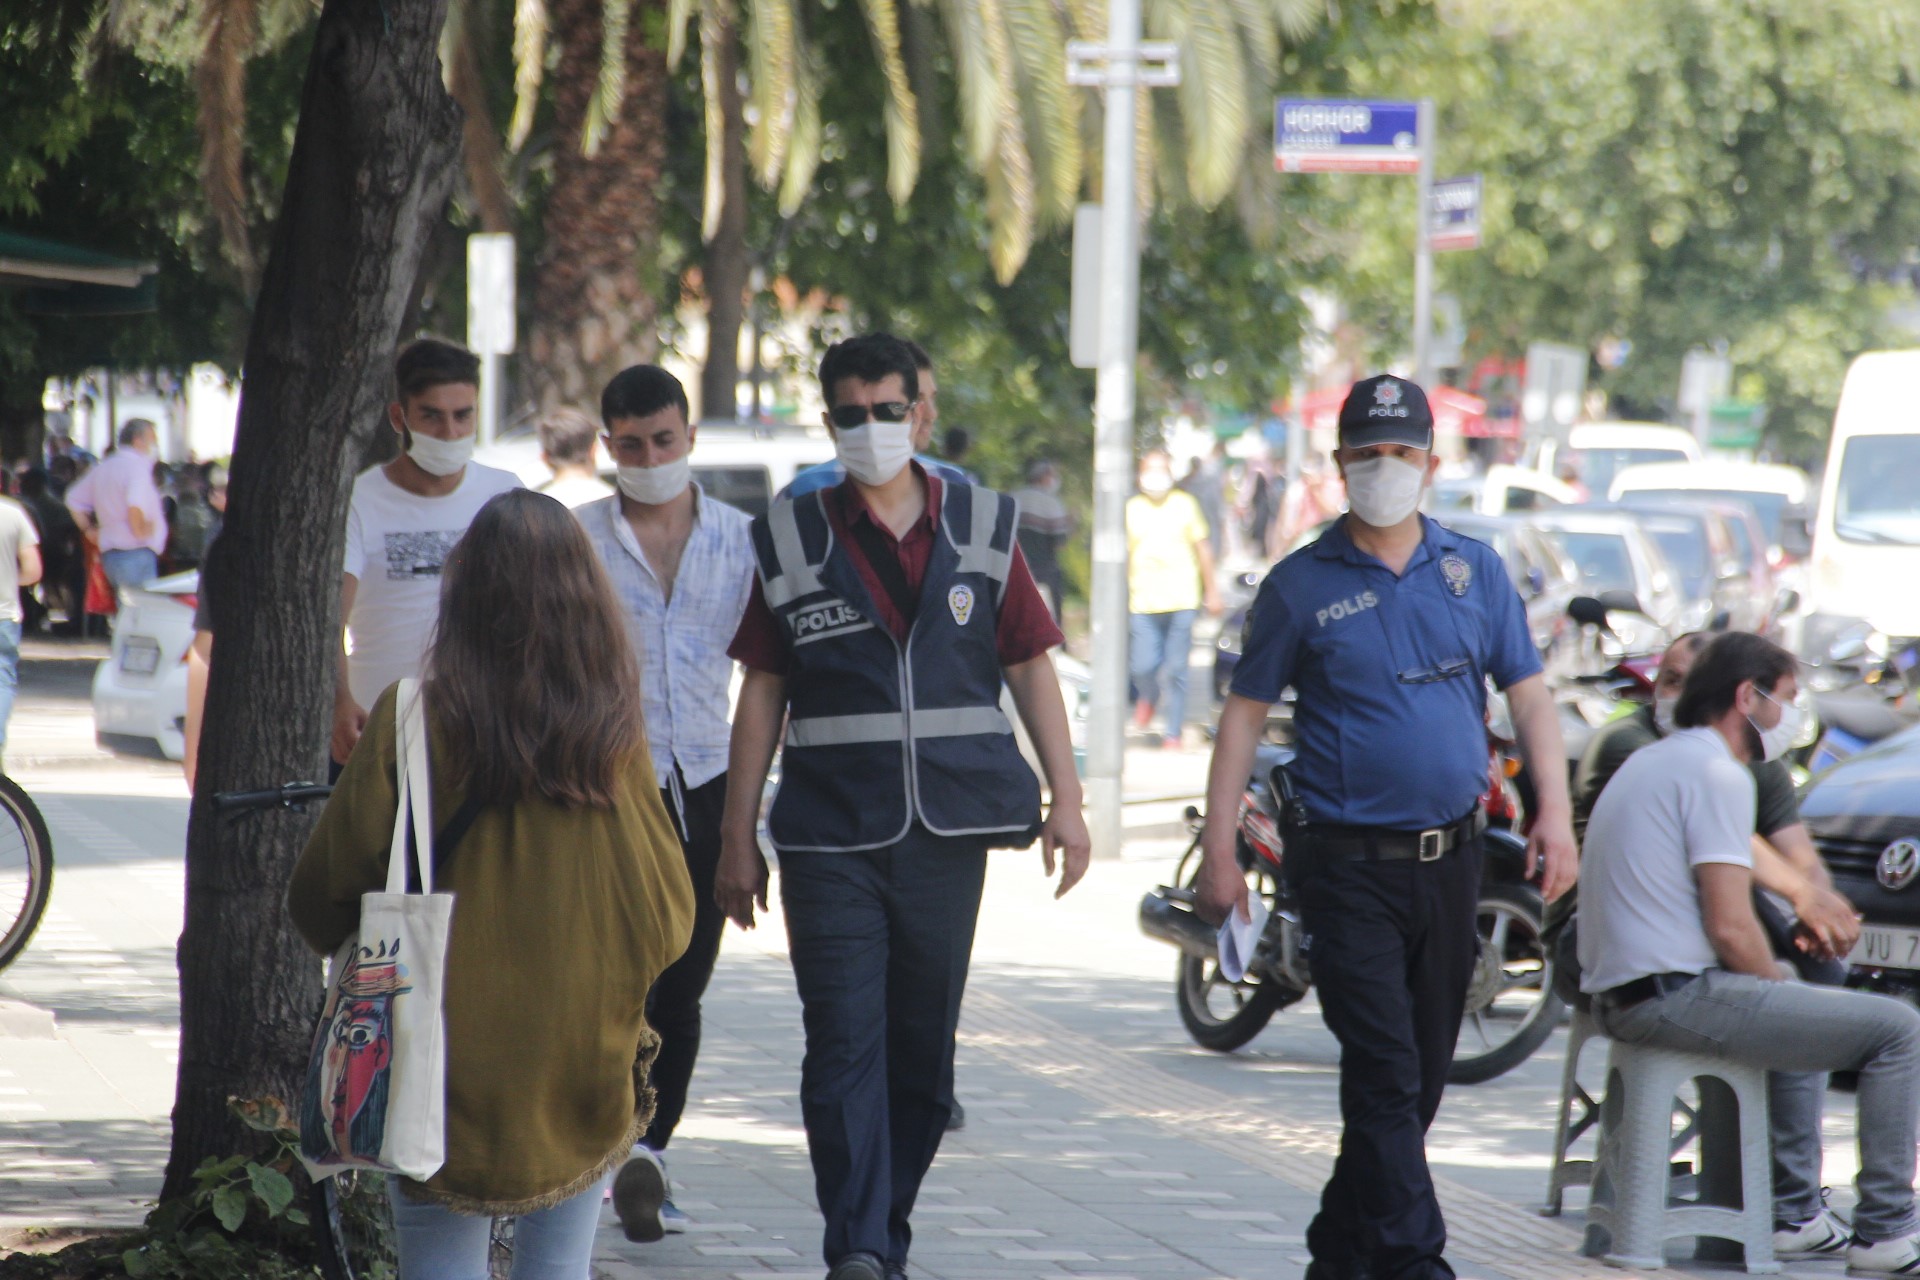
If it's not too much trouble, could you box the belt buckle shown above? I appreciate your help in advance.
[1418,829,1443,862]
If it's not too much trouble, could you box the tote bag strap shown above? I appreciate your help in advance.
[384,679,437,895]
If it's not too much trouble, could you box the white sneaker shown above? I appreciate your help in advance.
[1774,1206,1850,1257]
[1848,1231,1920,1276]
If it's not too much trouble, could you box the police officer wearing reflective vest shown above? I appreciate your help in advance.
[1198,375,1578,1280]
[716,332,1092,1280]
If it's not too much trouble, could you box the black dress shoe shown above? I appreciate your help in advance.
[826,1252,886,1280]
[946,1101,966,1131]
[884,1265,907,1280]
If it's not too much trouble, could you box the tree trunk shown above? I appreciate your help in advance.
[526,0,669,410]
[698,12,748,423]
[164,0,462,1199]
[0,369,45,466]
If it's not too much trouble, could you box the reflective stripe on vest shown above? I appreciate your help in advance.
[763,498,826,608]
[950,486,1012,596]
[784,705,1013,748]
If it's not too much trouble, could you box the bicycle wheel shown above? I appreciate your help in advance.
[0,774,54,972]
[313,1171,397,1280]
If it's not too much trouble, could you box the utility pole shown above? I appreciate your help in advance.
[1067,22,1178,859]
[1412,97,1435,386]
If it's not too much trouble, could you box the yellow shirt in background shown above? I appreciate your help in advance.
[1126,490,1209,614]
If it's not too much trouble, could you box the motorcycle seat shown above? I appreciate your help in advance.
[1816,695,1913,744]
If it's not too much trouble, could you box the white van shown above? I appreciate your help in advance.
[1808,351,1920,642]
[475,420,838,520]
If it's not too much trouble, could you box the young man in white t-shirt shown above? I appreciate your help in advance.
[330,338,522,765]
[1580,631,1920,1274]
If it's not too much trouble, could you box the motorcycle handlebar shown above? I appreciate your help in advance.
[210,782,335,813]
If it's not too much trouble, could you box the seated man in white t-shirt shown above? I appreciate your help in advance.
[1580,631,1920,1275]
[331,338,523,765]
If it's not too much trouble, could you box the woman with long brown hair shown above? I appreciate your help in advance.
[290,489,694,1280]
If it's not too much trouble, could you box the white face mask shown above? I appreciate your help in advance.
[1140,467,1174,497]
[406,430,474,477]
[1653,693,1680,736]
[617,454,690,505]
[1749,686,1806,763]
[1343,455,1426,528]
[835,421,915,486]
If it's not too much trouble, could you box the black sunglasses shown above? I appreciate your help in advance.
[828,401,916,428]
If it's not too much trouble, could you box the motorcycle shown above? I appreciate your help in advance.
[1138,743,1562,1084]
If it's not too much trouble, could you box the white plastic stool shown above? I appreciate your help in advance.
[1542,1000,1604,1216]
[1581,1038,1780,1273]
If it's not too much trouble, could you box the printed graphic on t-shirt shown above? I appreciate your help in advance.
[383,531,462,581]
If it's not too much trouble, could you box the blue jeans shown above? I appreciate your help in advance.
[1129,609,1195,738]
[388,1171,611,1280]
[100,548,158,590]
[0,619,17,751]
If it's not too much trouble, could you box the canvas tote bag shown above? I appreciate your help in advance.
[299,678,454,1181]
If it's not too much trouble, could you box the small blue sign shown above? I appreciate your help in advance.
[1275,100,1422,174]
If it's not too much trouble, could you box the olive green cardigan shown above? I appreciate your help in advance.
[288,684,695,1215]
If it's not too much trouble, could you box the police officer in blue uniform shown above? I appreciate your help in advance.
[1198,375,1578,1280]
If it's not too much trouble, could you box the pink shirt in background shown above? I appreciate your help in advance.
[66,449,167,554]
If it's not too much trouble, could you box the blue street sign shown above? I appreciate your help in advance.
[1274,100,1422,174]
[1429,174,1482,251]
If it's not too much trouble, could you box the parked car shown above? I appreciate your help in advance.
[1533,508,1684,656]
[1535,421,1703,497]
[92,570,198,760]
[1594,499,1752,633]
[1608,459,1814,565]
[1427,465,1580,517]
[1801,722,1920,1003]
[1433,512,1582,663]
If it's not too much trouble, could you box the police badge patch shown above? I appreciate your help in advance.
[948,584,976,625]
[1440,553,1472,597]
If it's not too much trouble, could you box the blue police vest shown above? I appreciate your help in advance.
[751,483,1044,853]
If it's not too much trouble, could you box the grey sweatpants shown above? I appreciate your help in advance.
[1596,969,1920,1242]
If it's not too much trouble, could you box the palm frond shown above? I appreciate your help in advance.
[745,0,799,185]
[194,0,258,284]
[853,0,922,205]
[1169,0,1247,207]
[976,0,1037,279]
[1002,0,1079,225]
[700,0,730,238]
[508,0,548,149]
[1227,0,1280,89]
[1270,0,1320,42]
[1059,0,1102,42]
[581,0,635,156]
[667,0,701,66]
[779,41,825,215]
[935,0,1001,171]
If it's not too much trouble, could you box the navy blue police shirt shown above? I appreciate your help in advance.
[1229,515,1541,830]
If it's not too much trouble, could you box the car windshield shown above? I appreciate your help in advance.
[1625,487,1787,543]
[1835,437,1920,547]
[1572,447,1692,495]
[1551,530,1637,594]
[1640,524,1710,597]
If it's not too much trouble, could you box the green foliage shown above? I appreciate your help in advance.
[117,1100,316,1280]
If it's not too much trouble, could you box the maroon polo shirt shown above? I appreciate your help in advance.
[728,465,1065,676]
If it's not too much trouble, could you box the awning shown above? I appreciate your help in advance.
[0,230,158,315]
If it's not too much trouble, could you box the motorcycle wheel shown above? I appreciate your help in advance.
[1447,881,1564,1084]
[1173,857,1303,1052]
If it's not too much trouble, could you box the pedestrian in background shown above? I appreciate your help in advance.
[1011,459,1073,621]
[718,332,1090,1280]
[289,489,694,1280]
[1199,375,1576,1280]
[577,365,755,1242]
[65,418,166,590]
[0,496,41,754]
[535,406,616,509]
[1126,446,1220,749]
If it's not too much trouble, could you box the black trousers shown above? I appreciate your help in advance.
[1295,834,1484,1280]
[779,825,988,1268]
[643,767,730,1150]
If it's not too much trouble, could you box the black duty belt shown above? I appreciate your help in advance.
[1292,808,1486,863]
[1599,970,1701,1010]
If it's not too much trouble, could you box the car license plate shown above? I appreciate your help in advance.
[1851,924,1920,971]
[120,637,162,676]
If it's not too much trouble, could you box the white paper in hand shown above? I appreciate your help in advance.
[1216,894,1270,982]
